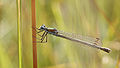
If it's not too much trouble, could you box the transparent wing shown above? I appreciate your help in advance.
[57,30,103,46]
[56,30,111,53]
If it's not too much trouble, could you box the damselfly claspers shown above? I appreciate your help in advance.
[33,24,111,53]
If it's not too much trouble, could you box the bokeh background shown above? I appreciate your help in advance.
[0,0,120,68]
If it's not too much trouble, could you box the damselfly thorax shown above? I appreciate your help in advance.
[32,24,111,53]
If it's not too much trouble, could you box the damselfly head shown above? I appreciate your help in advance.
[39,24,46,30]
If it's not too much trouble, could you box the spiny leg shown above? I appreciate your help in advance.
[32,35,47,43]
[36,35,47,43]
[32,31,45,42]
[32,35,42,40]
[32,26,43,37]
[32,27,39,32]
[40,33,48,43]
[32,27,48,43]
[33,31,47,43]
[32,35,42,43]
[41,33,47,43]
[40,31,46,40]
[32,26,44,34]
[32,26,39,30]
[37,30,43,34]
[32,31,42,37]
[40,32,48,43]
[36,30,43,37]
[46,35,47,42]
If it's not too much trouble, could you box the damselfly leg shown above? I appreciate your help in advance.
[40,31,48,43]
[32,26,48,43]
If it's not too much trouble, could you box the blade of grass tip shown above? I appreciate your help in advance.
[16,0,22,68]
[31,0,37,68]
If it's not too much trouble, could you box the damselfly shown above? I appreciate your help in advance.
[33,24,111,53]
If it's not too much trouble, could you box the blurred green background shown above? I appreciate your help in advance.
[0,0,120,68]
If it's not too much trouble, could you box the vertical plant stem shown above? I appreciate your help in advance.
[16,0,22,68]
[31,0,37,68]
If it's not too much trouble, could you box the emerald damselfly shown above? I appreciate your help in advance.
[33,24,111,53]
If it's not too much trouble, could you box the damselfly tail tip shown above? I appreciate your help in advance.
[100,47,111,53]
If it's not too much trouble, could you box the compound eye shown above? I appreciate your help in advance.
[40,26,43,29]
